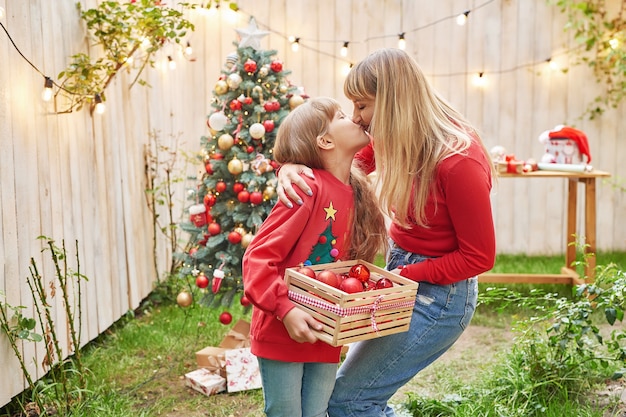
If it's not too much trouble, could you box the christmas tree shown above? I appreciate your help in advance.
[176,18,307,309]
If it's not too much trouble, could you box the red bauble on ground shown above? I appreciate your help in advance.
[316,270,340,288]
[339,277,364,294]
[349,263,371,283]
[196,273,209,289]
[219,311,233,325]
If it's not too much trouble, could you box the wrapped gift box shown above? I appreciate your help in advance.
[225,348,262,393]
[196,319,250,378]
[184,368,226,397]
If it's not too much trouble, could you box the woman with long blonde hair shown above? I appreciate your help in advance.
[277,49,496,416]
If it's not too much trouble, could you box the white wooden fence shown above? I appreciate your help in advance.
[1,0,624,407]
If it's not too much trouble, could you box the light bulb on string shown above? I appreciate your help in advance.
[456,11,470,26]
[168,55,176,70]
[185,41,193,56]
[94,93,106,115]
[0,6,5,19]
[291,37,300,52]
[340,42,349,57]
[546,58,559,71]
[41,77,53,102]
[398,33,406,50]
[341,63,353,77]
[472,72,487,87]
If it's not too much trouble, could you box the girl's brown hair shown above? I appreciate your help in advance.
[275,97,387,261]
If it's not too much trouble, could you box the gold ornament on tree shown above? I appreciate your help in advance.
[228,158,244,175]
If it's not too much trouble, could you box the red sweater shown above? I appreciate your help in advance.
[242,169,353,363]
[356,139,495,285]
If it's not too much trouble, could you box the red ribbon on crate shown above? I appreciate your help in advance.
[287,291,415,332]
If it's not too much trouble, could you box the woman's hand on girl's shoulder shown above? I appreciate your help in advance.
[276,163,315,208]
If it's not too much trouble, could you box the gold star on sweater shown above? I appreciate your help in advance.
[324,202,337,220]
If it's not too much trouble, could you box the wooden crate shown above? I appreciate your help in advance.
[284,260,418,347]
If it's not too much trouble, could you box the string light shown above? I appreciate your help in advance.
[41,77,54,102]
[94,93,106,115]
[456,11,470,26]
[291,37,300,52]
[185,41,193,56]
[472,72,487,87]
[546,58,559,70]
[0,6,5,20]
[609,37,619,50]
[168,55,176,70]
[340,41,349,57]
[342,63,353,76]
[398,33,406,50]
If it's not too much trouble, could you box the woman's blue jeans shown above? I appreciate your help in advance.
[327,243,478,417]
[257,357,338,417]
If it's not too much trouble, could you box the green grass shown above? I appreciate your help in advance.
[1,252,625,416]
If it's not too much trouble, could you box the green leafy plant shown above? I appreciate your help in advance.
[55,0,195,114]
[551,0,626,119]
[0,237,89,416]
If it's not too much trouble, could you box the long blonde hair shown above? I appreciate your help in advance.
[274,98,387,261]
[344,48,494,227]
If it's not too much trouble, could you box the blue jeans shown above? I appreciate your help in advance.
[327,243,478,417]
[257,357,338,417]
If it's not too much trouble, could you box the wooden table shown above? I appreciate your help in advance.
[479,169,611,285]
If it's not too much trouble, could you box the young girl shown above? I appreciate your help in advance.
[242,97,387,417]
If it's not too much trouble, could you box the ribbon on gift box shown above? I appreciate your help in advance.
[225,326,250,348]
[288,291,415,333]
[202,354,225,373]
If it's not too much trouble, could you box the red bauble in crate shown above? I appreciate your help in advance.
[375,278,394,289]
[316,270,340,288]
[297,266,316,279]
[339,277,364,294]
[349,263,371,283]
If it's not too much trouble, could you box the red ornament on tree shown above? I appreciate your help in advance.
[208,222,221,235]
[249,191,263,205]
[237,190,250,203]
[205,162,213,174]
[243,58,257,73]
[189,204,207,227]
[216,181,227,193]
[233,182,245,193]
[196,272,209,289]
[229,99,242,111]
[204,193,216,207]
[228,231,242,244]
[263,119,275,133]
[270,60,283,72]
[212,269,225,293]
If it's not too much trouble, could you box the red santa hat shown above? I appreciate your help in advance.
[543,125,592,163]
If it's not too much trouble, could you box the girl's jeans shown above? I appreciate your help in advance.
[327,243,478,417]
[257,357,337,417]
